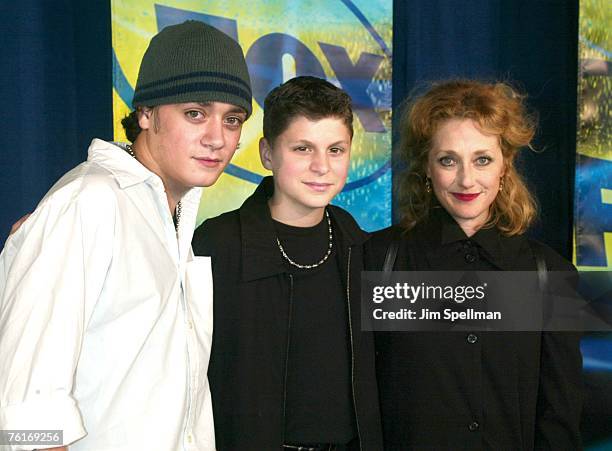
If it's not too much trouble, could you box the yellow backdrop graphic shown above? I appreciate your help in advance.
[575,0,611,270]
[111,0,392,230]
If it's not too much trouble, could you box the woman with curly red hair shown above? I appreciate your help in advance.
[367,80,583,450]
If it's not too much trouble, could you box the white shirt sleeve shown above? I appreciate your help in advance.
[0,187,115,450]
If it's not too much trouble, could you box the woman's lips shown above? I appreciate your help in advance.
[452,192,480,201]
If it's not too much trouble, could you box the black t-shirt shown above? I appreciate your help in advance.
[273,216,357,444]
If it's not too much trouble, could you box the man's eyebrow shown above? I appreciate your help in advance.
[227,107,247,115]
[195,102,247,115]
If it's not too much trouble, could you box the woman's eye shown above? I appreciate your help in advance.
[476,156,492,165]
[438,156,455,167]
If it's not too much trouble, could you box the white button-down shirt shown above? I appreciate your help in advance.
[0,139,215,450]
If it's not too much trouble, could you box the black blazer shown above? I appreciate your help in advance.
[193,177,383,451]
[365,208,583,451]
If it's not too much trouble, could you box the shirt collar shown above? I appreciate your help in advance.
[239,178,287,281]
[239,176,368,282]
[87,138,202,253]
[87,139,156,189]
[427,207,525,270]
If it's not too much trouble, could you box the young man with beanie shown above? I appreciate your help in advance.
[0,20,251,451]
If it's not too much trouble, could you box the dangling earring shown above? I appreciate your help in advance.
[499,176,505,192]
[425,178,432,193]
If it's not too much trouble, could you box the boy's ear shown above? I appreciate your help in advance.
[259,138,274,171]
[137,107,153,131]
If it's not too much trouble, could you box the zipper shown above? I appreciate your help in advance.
[345,246,363,450]
[281,273,294,445]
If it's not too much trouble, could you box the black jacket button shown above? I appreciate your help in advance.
[469,421,480,431]
[467,333,478,344]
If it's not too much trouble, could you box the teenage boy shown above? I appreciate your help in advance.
[0,21,251,451]
[193,76,382,451]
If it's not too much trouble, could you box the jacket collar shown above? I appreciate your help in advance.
[418,206,526,270]
[239,176,369,282]
[87,139,155,189]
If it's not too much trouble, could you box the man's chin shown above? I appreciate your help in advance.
[196,171,226,188]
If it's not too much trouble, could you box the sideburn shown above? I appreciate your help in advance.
[151,107,161,134]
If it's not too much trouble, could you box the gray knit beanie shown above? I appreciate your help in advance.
[132,20,252,117]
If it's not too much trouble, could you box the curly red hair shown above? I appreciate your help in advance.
[398,79,538,235]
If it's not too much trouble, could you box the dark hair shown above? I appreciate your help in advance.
[121,110,142,143]
[263,76,353,145]
[398,79,538,235]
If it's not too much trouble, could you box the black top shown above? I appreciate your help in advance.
[365,207,583,451]
[274,218,356,443]
[192,177,383,451]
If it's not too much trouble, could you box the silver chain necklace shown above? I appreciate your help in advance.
[125,144,182,231]
[276,209,333,269]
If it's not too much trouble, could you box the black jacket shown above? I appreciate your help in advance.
[193,177,383,451]
[365,208,583,451]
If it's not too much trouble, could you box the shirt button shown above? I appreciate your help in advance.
[465,253,476,263]
[468,421,480,431]
[187,434,193,443]
[467,333,478,344]
[188,321,193,330]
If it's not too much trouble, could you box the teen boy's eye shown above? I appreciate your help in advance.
[293,146,310,152]
[329,147,345,155]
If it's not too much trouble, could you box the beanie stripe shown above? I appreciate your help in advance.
[136,70,252,94]
[132,81,252,107]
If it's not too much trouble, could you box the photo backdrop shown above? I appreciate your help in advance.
[2,0,609,447]
[575,1,612,448]
[575,0,611,272]
[111,0,392,231]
